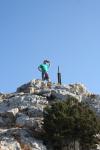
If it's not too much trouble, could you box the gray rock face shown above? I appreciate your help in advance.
[0,128,46,150]
[82,94,100,116]
[0,91,48,149]
[0,79,100,150]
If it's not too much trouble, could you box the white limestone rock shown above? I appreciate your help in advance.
[0,137,21,150]
[16,113,43,129]
[0,94,47,113]
[0,79,100,150]
[48,83,89,102]
[17,79,48,93]
[0,128,47,150]
[82,94,100,116]
[0,93,47,128]
[51,89,80,101]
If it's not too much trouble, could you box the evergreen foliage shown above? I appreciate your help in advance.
[43,98,100,150]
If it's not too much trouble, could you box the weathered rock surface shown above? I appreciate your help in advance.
[0,79,100,150]
[0,128,46,150]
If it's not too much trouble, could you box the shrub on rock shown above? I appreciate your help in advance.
[43,98,100,150]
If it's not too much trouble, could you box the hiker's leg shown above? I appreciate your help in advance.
[45,72,49,81]
[42,72,45,80]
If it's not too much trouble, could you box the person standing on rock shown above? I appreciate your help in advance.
[38,60,50,81]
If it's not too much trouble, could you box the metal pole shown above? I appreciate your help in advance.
[58,66,61,84]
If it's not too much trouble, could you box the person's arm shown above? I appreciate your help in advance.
[45,60,50,68]
[48,62,50,68]
[47,61,50,68]
[38,65,41,72]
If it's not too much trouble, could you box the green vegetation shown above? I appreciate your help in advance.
[43,98,100,150]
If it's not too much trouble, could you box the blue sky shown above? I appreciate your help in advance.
[0,0,100,93]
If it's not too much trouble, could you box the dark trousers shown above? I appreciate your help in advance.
[42,72,49,81]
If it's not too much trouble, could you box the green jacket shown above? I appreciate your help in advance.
[38,63,50,73]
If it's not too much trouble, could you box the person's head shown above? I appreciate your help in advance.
[43,60,50,64]
[43,60,47,64]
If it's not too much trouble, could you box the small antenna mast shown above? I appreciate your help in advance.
[57,66,61,84]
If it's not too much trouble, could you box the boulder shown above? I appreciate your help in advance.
[16,113,43,129]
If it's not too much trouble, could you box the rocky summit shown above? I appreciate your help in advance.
[0,79,100,150]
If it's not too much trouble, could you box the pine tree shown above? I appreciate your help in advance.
[43,98,100,150]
